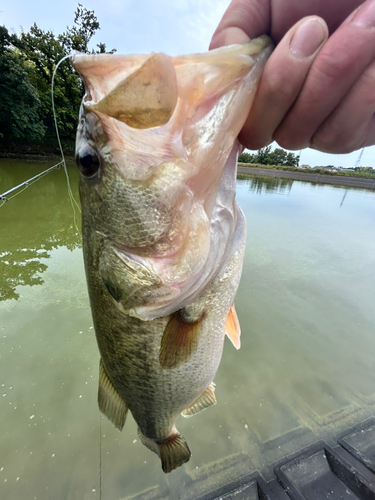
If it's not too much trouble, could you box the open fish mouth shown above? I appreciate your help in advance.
[73,36,273,321]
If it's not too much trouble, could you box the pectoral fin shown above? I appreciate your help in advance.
[159,310,203,369]
[182,383,217,418]
[98,359,128,431]
[225,304,241,349]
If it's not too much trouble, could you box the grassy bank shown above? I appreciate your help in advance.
[238,162,375,179]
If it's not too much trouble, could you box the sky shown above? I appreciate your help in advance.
[2,0,374,168]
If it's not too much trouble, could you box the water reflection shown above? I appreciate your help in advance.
[1,161,375,499]
[237,173,293,195]
[0,161,80,301]
[340,189,349,207]
[0,249,48,301]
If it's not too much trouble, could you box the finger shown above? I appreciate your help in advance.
[270,0,365,42]
[238,16,328,150]
[209,0,270,49]
[312,58,375,153]
[210,0,365,49]
[363,115,375,149]
[274,0,375,150]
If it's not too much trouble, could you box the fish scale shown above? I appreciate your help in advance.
[71,35,273,473]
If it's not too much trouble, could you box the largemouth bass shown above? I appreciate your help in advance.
[71,36,272,473]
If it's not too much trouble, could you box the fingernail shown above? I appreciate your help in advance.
[290,18,327,58]
[352,0,375,28]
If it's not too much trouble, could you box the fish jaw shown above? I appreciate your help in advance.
[72,37,272,320]
[72,37,273,182]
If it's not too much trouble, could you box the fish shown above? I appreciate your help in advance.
[71,35,272,473]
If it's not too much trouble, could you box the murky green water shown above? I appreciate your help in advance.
[1,160,375,499]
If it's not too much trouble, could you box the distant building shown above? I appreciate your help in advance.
[300,164,311,169]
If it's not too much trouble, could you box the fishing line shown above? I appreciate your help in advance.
[99,415,102,500]
[51,53,81,232]
[355,147,365,168]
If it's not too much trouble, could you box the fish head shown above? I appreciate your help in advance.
[71,37,272,319]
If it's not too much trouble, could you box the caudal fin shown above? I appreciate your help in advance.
[138,429,191,473]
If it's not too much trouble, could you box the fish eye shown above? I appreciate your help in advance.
[76,149,101,178]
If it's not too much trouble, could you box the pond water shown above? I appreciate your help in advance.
[0,160,375,500]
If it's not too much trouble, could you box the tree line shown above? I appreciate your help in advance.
[239,145,300,167]
[0,12,313,169]
[0,4,115,154]
[354,166,375,173]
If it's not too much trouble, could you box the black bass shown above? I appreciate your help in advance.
[71,36,272,473]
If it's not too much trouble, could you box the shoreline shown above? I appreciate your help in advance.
[1,156,374,190]
[237,166,375,190]
[0,153,75,163]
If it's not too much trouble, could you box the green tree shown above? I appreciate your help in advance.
[286,151,300,167]
[244,146,300,167]
[0,26,45,146]
[15,4,103,150]
[15,23,75,148]
[355,166,375,173]
[255,145,272,164]
[62,3,100,52]
[238,152,255,163]
[1,4,115,152]
[60,3,115,54]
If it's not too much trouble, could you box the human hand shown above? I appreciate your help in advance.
[210,0,375,154]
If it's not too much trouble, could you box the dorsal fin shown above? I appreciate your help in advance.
[225,304,241,349]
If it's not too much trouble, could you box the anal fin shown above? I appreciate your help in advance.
[225,304,241,349]
[138,428,191,473]
[159,310,203,369]
[182,383,217,418]
[98,359,128,431]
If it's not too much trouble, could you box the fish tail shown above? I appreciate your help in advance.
[137,428,191,473]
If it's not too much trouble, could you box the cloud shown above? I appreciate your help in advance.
[87,0,230,55]
[183,0,230,51]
